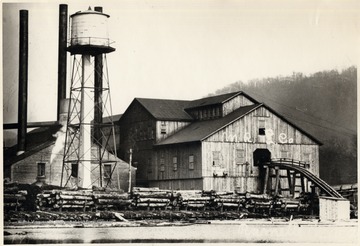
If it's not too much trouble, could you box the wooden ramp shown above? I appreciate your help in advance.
[263,159,342,198]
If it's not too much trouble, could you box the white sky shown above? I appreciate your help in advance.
[2,0,360,124]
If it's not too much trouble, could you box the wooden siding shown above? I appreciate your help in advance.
[119,101,157,184]
[150,143,202,190]
[206,105,317,145]
[186,105,222,121]
[222,94,255,116]
[119,100,191,185]
[201,105,319,192]
[156,121,191,142]
[150,179,203,190]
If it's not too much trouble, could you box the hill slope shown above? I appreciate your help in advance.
[210,67,357,185]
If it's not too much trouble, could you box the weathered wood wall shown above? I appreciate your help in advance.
[201,105,319,192]
[222,94,255,116]
[149,143,203,189]
[119,100,191,185]
[156,121,191,141]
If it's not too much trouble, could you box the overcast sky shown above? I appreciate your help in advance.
[2,0,360,124]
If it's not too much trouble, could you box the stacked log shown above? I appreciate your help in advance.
[93,192,131,210]
[131,187,176,209]
[212,191,246,211]
[53,190,93,211]
[4,182,29,211]
[4,182,42,211]
[244,193,273,212]
[179,190,211,210]
[4,191,27,211]
[36,191,56,210]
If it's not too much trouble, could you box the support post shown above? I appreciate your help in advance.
[300,175,305,194]
[263,166,269,194]
[274,166,280,196]
[128,149,132,193]
[291,172,296,198]
[287,170,292,195]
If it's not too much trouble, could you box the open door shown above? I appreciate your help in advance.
[253,149,271,192]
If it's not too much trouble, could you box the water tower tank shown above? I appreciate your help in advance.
[67,9,115,55]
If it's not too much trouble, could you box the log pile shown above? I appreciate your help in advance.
[4,182,41,211]
[4,190,27,211]
[179,190,211,210]
[36,189,132,211]
[211,191,246,211]
[244,193,273,213]
[93,192,131,210]
[37,190,94,211]
[131,187,177,209]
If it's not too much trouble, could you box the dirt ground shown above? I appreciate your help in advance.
[3,218,358,244]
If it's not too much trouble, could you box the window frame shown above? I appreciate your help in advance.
[37,162,46,177]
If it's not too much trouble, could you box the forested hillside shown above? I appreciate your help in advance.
[210,66,357,185]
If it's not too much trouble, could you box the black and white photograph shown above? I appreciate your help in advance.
[2,0,359,244]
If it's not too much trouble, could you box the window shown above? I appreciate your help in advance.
[173,156,178,171]
[104,164,112,179]
[160,156,165,172]
[71,163,78,178]
[213,151,220,166]
[236,149,245,165]
[280,150,288,159]
[189,155,195,170]
[37,162,46,177]
[203,109,207,118]
[258,119,266,135]
[161,121,166,134]
[147,158,152,173]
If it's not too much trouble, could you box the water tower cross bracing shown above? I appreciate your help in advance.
[61,8,117,189]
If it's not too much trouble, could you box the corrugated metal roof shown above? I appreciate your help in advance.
[136,98,193,121]
[155,104,261,146]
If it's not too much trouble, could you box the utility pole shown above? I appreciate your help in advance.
[128,148,132,193]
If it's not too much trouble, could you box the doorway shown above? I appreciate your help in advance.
[253,149,271,192]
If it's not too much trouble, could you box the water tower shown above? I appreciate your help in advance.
[61,7,117,189]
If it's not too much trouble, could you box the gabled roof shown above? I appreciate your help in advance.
[4,125,61,167]
[102,113,123,124]
[185,91,259,110]
[135,98,193,121]
[155,104,261,146]
[155,103,322,146]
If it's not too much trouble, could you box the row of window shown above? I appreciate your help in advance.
[159,154,195,172]
[37,162,113,179]
[130,126,155,141]
[191,106,222,120]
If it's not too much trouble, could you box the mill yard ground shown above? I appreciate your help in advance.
[3,218,358,244]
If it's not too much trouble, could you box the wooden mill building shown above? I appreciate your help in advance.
[119,91,322,193]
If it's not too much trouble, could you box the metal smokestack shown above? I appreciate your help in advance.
[57,4,68,122]
[94,6,103,145]
[17,10,28,155]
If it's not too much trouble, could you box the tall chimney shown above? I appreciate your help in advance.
[94,6,103,145]
[57,4,68,122]
[17,10,28,155]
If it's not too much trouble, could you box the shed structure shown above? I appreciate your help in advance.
[119,91,321,194]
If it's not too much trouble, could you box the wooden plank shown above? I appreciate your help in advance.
[291,172,296,198]
[263,166,269,194]
[274,167,280,196]
[287,170,292,195]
